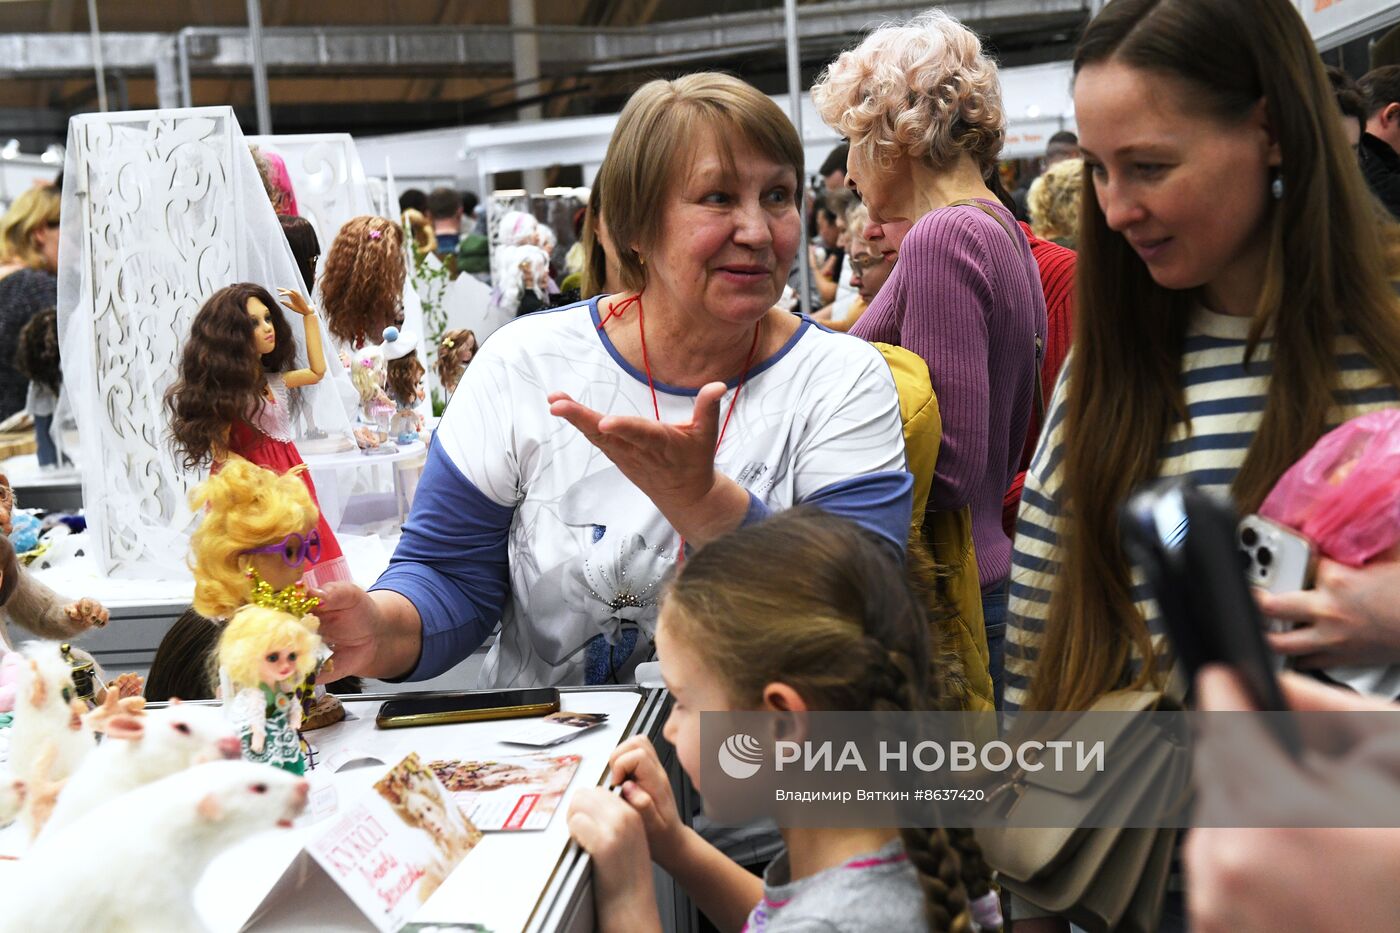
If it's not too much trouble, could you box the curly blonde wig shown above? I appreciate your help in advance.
[1027,157,1084,243]
[218,605,320,689]
[811,10,1004,174]
[188,458,320,620]
[319,215,407,347]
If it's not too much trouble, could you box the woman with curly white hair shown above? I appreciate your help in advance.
[813,10,1047,708]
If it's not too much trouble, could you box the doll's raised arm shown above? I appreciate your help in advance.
[278,289,327,390]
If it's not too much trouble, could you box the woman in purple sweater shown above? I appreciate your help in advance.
[813,10,1046,707]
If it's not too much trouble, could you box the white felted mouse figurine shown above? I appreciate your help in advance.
[0,759,310,933]
[0,642,95,833]
[40,701,241,837]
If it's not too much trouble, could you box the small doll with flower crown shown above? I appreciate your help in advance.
[217,591,321,775]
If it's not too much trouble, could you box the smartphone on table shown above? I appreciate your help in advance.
[1120,479,1301,755]
[376,688,560,729]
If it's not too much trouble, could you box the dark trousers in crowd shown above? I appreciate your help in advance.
[982,584,1009,711]
[34,414,57,467]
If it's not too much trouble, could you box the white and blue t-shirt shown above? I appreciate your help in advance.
[372,298,912,688]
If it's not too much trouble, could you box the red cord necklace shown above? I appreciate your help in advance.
[597,291,762,442]
[598,291,763,559]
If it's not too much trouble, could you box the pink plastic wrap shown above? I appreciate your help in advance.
[1259,410,1400,566]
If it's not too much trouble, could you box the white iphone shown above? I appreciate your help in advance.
[1239,514,1400,696]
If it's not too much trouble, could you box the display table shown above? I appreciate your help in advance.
[0,429,36,461]
[0,687,677,933]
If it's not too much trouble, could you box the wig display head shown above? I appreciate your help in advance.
[318,215,407,348]
[402,208,437,255]
[497,210,539,247]
[435,329,477,396]
[384,332,425,408]
[496,244,551,314]
[187,459,319,620]
[217,604,320,691]
[164,283,297,472]
[350,345,388,407]
[278,215,320,293]
[250,146,299,216]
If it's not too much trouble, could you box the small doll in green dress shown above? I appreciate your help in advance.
[217,598,321,775]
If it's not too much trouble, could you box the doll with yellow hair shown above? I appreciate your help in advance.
[219,602,321,774]
[188,458,320,621]
[147,459,348,730]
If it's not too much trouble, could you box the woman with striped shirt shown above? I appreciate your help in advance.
[1007,4,1400,927]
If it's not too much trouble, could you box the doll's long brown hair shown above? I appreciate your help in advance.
[319,216,405,347]
[1027,0,1400,712]
[165,283,295,472]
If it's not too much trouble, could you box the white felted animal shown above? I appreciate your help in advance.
[1,760,309,933]
[8,642,92,782]
[41,701,241,836]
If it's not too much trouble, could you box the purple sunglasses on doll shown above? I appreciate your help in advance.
[242,529,321,568]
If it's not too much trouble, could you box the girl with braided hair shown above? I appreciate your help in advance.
[567,507,988,932]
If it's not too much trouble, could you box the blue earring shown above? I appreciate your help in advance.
[1271,174,1284,200]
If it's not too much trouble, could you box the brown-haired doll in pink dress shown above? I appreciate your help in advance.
[164,282,350,586]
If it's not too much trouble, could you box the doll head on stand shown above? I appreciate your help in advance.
[187,458,319,621]
[165,284,297,472]
[319,216,406,349]
[436,329,477,399]
[383,327,425,443]
[496,245,551,316]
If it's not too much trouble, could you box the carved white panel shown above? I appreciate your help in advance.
[59,109,359,577]
[64,108,239,575]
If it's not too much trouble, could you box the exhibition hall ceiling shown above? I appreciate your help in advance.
[0,0,1088,141]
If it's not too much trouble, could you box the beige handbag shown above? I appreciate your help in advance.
[977,684,1188,933]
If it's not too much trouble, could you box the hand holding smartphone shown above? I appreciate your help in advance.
[1121,479,1301,756]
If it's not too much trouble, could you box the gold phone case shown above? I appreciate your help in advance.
[375,699,559,729]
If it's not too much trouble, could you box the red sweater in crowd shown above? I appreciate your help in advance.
[1002,223,1076,538]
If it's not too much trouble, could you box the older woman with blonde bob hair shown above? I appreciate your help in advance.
[312,72,910,691]
[813,11,1046,708]
[0,184,62,419]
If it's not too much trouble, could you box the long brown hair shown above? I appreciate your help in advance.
[1029,0,1400,711]
[319,215,406,347]
[165,283,295,472]
[665,508,973,932]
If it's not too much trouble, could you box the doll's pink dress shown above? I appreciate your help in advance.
[223,374,350,586]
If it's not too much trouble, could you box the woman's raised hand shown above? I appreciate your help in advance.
[547,382,750,546]
[277,287,316,317]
